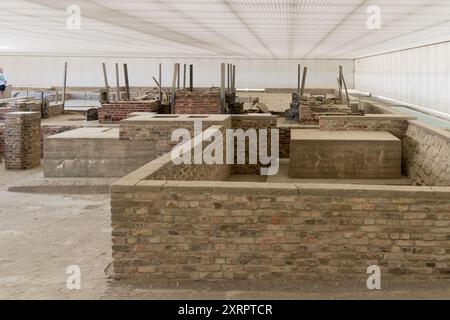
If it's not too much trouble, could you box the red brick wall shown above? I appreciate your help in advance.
[98,101,160,124]
[175,91,221,114]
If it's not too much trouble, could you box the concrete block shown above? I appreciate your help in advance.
[289,130,401,179]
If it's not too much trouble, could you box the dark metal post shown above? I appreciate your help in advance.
[123,63,130,100]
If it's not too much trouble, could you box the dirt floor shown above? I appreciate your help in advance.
[0,164,449,300]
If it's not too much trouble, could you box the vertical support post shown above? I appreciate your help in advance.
[62,62,68,107]
[297,64,301,94]
[227,63,230,93]
[171,63,179,114]
[339,65,343,100]
[102,62,109,90]
[340,67,350,109]
[232,65,236,93]
[300,66,307,97]
[115,63,120,101]
[220,63,226,114]
[177,63,180,90]
[183,64,187,90]
[123,63,130,100]
[189,64,193,92]
[159,63,163,103]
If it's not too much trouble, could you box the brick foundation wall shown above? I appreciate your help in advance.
[120,115,232,158]
[48,104,64,118]
[231,114,277,175]
[279,128,291,159]
[403,121,450,187]
[145,126,231,182]
[175,91,221,114]
[0,107,17,121]
[5,112,41,170]
[99,101,160,124]
[0,124,4,161]
[111,181,450,281]
[319,116,412,139]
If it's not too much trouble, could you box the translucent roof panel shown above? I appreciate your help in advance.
[0,0,448,58]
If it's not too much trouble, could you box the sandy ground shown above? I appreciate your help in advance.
[0,164,449,300]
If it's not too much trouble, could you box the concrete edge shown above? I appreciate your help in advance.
[408,120,450,142]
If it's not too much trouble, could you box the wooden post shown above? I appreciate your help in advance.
[227,63,230,93]
[171,64,179,114]
[232,65,236,93]
[300,66,307,97]
[159,63,162,103]
[62,62,68,107]
[340,67,350,108]
[102,63,109,90]
[189,64,193,92]
[220,63,226,114]
[177,63,180,90]
[115,63,120,101]
[123,63,130,100]
[183,64,186,90]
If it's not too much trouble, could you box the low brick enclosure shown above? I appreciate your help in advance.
[175,91,221,114]
[319,115,415,139]
[5,112,41,170]
[98,101,161,124]
[403,121,450,186]
[111,173,450,281]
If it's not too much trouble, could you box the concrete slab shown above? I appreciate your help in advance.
[290,129,402,179]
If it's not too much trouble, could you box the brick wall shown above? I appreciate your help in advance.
[175,91,221,114]
[319,116,412,139]
[403,121,450,187]
[111,181,450,281]
[48,104,64,118]
[145,126,231,182]
[0,107,17,121]
[120,115,232,158]
[99,101,160,124]
[0,124,4,161]
[279,128,291,159]
[231,114,277,174]
[5,112,41,170]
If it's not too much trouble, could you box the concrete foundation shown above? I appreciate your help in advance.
[44,128,156,178]
[289,130,401,179]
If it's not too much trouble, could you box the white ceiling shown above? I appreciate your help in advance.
[0,0,449,59]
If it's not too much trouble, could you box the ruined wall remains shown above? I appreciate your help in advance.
[98,101,161,124]
[319,115,413,139]
[120,115,232,158]
[5,112,41,170]
[231,114,277,174]
[0,124,4,161]
[175,91,221,114]
[111,180,450,281]
[403,121,450,186]
[146,126,231,182]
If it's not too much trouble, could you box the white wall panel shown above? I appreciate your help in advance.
[0,55,354,90]
[355,42,450,115]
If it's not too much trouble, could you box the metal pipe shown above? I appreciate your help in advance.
[123,63,130,100]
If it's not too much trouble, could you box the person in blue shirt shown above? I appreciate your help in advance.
[0,68,7,99]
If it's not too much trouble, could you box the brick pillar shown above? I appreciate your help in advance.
[5,112,41,170]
